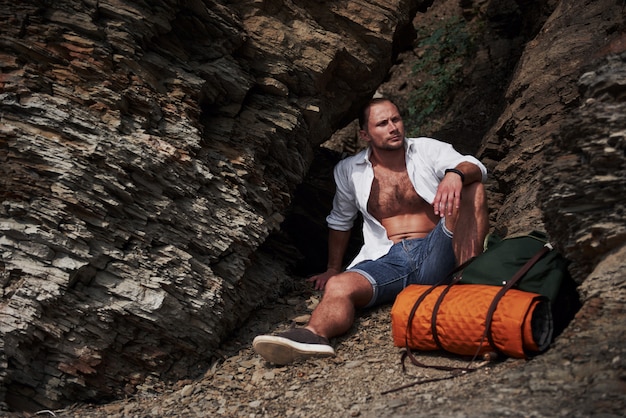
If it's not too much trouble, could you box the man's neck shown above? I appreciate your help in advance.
[369,145,406,170]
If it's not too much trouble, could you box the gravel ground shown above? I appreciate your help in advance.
[8,279,556,417]
[8,270,625,418]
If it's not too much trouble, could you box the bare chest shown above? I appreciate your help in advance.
[367,168,426,220]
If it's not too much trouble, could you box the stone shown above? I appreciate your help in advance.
[0,0,426,409]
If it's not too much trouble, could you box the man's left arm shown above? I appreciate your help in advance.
[433,161,483,217]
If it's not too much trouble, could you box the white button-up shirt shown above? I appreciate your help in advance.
[326,137,487,268]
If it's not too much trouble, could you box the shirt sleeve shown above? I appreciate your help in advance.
[326,160,360,231]
[406,138,488,204]
[429,140,488,183]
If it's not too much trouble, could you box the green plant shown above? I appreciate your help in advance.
[406,16,475,135]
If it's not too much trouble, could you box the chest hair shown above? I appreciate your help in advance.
[367,168,425,220]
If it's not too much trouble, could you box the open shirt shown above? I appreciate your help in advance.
[326,137,488,268]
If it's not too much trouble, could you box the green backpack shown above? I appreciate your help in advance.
[456,230,580,335]
[459,231,564,302]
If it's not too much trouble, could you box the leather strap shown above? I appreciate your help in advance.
[402,270,467,372]
[483,244,552,356]
[430,283,454,351]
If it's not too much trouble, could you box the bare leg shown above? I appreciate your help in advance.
[445,182,489,265]
[253,272,372,364]
[306,271,373,339]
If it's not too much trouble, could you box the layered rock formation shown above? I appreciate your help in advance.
[0,0,432,411]
[0,0,624,414]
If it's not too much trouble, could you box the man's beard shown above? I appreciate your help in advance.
[376,136,404,151]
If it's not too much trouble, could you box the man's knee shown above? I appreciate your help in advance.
[324,272,373,305]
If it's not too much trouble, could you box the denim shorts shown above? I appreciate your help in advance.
[348,219,456,308]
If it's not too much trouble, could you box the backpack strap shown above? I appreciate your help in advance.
[402,261,467,351]
[483,244,552,354]
[402,271,468,373]
[402,284,448,371]
[430,283,455,351]
[415,257,477,353]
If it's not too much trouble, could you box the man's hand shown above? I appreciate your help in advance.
[433,172,464,217]
[307,268,340,291]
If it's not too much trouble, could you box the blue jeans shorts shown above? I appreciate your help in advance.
[348,219,456,308]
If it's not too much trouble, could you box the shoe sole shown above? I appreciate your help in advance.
[252,335,336,365]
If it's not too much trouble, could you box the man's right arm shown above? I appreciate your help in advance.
[307,228,351,291]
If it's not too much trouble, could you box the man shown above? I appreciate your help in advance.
[253,98,488,365]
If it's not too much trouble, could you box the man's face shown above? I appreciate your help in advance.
[359,101,405,151]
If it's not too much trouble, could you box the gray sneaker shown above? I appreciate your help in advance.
[253,328,336,365]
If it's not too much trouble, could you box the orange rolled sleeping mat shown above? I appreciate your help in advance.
[391,284,553,359]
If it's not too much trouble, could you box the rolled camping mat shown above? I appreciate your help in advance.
[391,284,553,359]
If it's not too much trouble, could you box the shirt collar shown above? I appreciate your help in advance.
[404,138,415,155]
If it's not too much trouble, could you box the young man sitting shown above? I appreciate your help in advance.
[253,98,488,365]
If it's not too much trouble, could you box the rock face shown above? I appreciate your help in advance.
[0,0,624,414]
[475,0,626,282]
[480,0,626,252]
[0,0,431,410]
[540,54,626,281]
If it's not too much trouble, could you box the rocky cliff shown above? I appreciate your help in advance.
[0,0,431,410]
[0,0,625,414]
